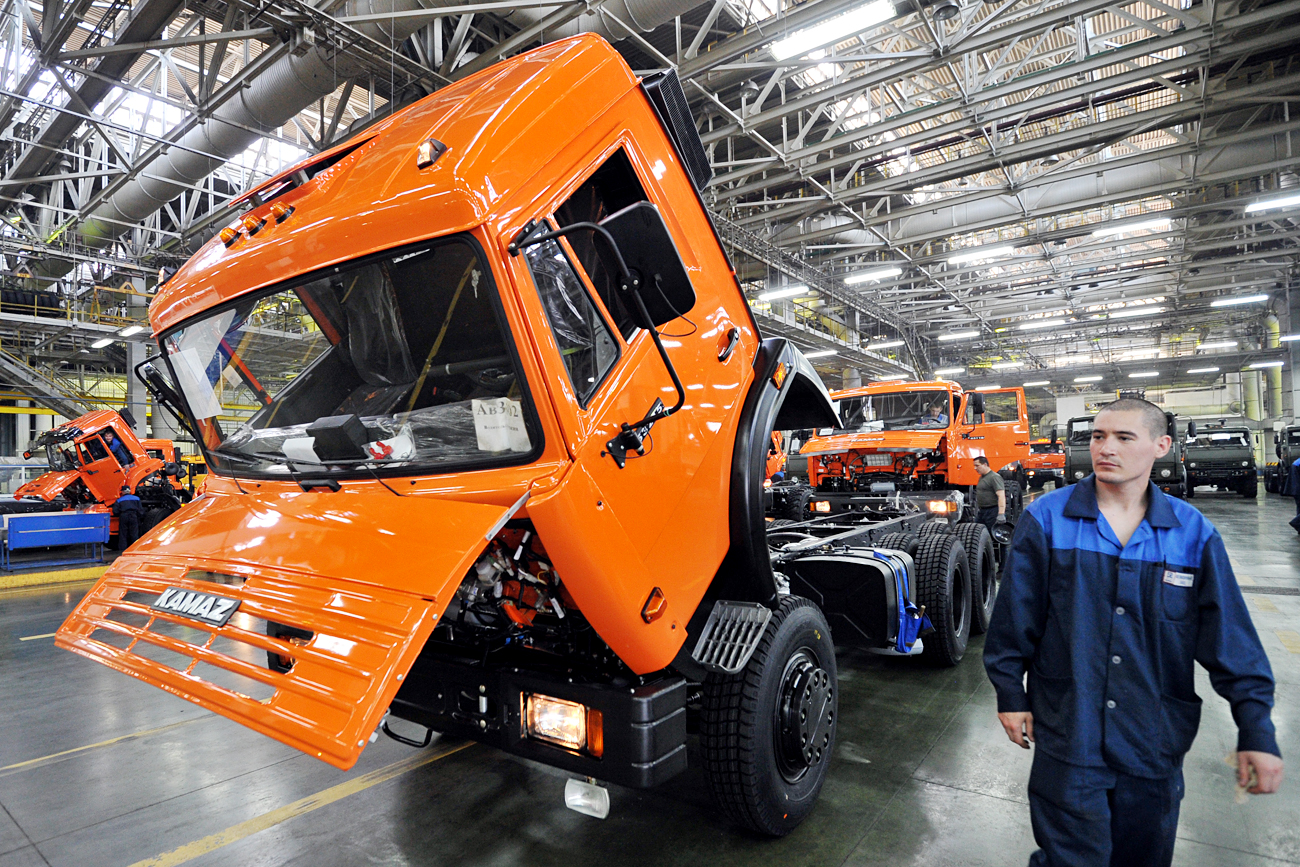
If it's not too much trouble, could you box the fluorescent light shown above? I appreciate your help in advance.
[844,266,902,285]
[948,245,1015,265]
[759,285,808,301]
[1198,340,1238,350]
[1055,355,1094,366]
[1280,334,1300,342]
[803,349,837,359]
[934,367,965,375]
[1210,294,1268,307]
[1107,306,1165,319]
[1074,375,1103,383]
[975,385,1001,391]
[1250,361,1284,369]
[1019,318,1068,330]
[1092,217,1172,237]
[1244,192,1300,213]
[1186,367,1220,374]
[938,329,981,341]
[867,340,905,350]
[90,338,114,349]
[1129,371,1159,379]
[1023,380,1050,387]
[991,361,1023,369]
[118,325,145,337]
[770,0,895,60]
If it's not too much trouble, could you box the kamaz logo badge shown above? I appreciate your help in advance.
[150,587,241,627]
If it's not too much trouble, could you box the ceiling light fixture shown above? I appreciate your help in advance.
[758,285,808,301]
[1091,217,1172,237]
[1197,340,1238,350]
[770,0,896,60]
[1186,367,1220,374]
[948,245,1016,265]
[938,329,981,341]
[1129,371,1159,379]
[1244,192,1300,213]
[1280,334,1300,342]
[1106,306,1166,319]
[1074,375,1103,383]
[991,361,1023,369]
[1019,318,1069,330]
[1250,361,1284,369]
[975,384,1001,391]
[844,266,902,284]
[803,349,837,359]
[1023,380,1051,387]
[868,340,905,350]
[1209,294,1269,307]
[118,325,145,337]
[90,338,114,349]
[934,367,965,375]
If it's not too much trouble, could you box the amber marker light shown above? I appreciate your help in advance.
[270,202,295,222]
[813,500,832,513]
[219,227,239,247]
[641,587,667,623]
[241,213,266,236]
[416,138,447,169]
[525,695,587,751]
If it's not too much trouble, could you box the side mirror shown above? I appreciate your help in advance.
[1186,420,1196,438]
[598,202,696,328]
[969,392,985,416]
[22,450,31,460]
[1050,429,1058,446]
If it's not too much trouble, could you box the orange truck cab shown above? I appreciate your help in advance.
[56,36,993,835]
[142,438,192,501]
[797,380,1030,519]
[15,410,184,540]
[1023,437,1065,490]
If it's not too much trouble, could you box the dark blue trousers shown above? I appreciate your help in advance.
[1027,751,1183,867]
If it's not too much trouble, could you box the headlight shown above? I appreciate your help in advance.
[1160,468,1171,478]
[1188,462,1196,468]
[813,500,832,513]
[1074,471,1084,479]
[525,694,602,756]
[1243,461,1249,467]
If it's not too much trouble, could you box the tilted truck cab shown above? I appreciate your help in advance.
[50,36,924,837]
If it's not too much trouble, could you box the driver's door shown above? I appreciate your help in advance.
[76,436,126,501]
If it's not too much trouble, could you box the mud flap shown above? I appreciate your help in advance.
[55,490,519,770]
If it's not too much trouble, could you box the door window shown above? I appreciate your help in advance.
[80,439,109,463]
[980,392,1021,423]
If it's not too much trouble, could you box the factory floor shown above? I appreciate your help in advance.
[1,488,1297,867]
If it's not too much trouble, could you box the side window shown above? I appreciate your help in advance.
[982,392,1020,423]
[555,149,649,340]
[523,237,619,407]
[81,439,109,463]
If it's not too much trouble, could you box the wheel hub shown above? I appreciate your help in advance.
[778,655,834,779]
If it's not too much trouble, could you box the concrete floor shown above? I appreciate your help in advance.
[1,488,1297,867]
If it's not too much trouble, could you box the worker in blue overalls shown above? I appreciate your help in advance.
[112,485,143,549]
[1288,456,1300,534]
[985,397,1282,867]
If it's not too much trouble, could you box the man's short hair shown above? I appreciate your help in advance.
[973,455,990,466]
[120,486,130,494]
[1096,397,1167,439]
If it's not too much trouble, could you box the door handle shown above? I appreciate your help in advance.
[718,327,739,363]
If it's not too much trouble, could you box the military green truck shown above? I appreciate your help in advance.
[1184,423,1257,498]
[1264,424,1300,493]
[1064,412,1186,497]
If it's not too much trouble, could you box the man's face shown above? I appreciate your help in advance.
[1090,409,1171,485]
[975,461,990,476]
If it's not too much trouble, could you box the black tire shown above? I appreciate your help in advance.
[918,520,950,536]
[700,596,837,837]
[952,522,997,635]
[1185,483,1195,499]
[1029,478,1045,491]
[877,531,920,560]
[266,621,313,673]
[1242,474,1258,499]
[915,534,970,667]
[141,506,171,533]
[781,485,813,521]
[1003,479,1023,520]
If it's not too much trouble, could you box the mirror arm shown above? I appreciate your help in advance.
[133,354,199,440]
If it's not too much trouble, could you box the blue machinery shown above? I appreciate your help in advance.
[1,512,109,570]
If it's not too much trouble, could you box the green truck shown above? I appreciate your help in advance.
[1064,412,1186,497]
[1264,425,1300,493]
[1184,423,1257,498]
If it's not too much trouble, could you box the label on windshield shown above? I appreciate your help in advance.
[472,398,529,453]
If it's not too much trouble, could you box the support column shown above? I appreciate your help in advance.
[124,284,148,438]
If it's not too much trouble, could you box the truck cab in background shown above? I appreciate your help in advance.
[1265,425,1300,493]
[1183,423,1257,498]
[1064,412,1187,497]
[1023,437,1065,490]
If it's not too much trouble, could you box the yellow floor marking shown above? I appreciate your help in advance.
[0,718,204,777]
[1252,597,1279,614]
[0,565,107,591]
[0,579,96,600]
[1238,574,1257,586]
[1276,630,1300,654]
[17,632,55,641]
[130,741,474,867]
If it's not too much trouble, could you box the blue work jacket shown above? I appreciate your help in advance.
[984,475,1278,778]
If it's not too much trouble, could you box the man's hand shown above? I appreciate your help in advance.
[996,513,1007,523]
[998,711,1034,749]
[1238,751,1284,794]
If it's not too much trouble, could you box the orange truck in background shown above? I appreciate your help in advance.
[55,36,994,835]
[14,410,184,542]
[1023,437,1065,490]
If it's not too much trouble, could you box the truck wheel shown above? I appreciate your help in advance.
[916,534,970,667]
[917,520,950,536]
[1003,480,1023,519]
[141,507,171,533]
[877,531,919,559]
[781,486,813,521]
[1242,474,1258,499]
[1185,483,1195,499]
[700,596,836,837]
[952,523,997,635]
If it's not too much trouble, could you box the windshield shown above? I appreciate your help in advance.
[1190,431,1250,448]
[1031,442,1061,454]
[1067,418,1093,446]
[44,443,77,471]
[161,236,538,477]
[1289,430,1300,445]
[834,390,953,432]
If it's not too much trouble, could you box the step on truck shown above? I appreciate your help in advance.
[54,35,992,837]
[1063,412,1187,496]
[13,410,185,541]
[1265,424,1300,493]
[1183,422,1257,498]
